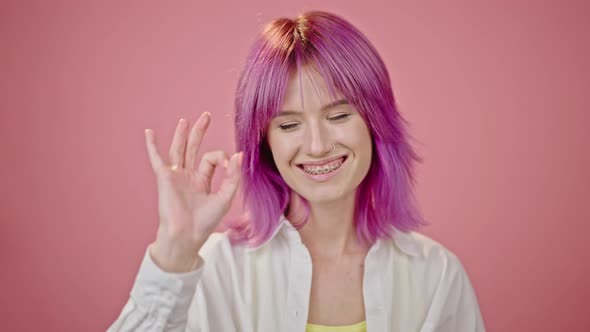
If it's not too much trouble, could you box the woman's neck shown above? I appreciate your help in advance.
[295,191,368,259]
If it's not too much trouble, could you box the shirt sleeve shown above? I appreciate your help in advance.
[106,244,205,332]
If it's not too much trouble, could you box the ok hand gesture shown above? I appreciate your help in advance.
[144,113,242,272]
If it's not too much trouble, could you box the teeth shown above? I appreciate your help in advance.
[302,158,344,175]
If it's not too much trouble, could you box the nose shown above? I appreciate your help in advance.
[302,121,333,157]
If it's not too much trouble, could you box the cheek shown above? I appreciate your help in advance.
[268,135,296,167]
[350,123,373,168]
[343,120,373,149]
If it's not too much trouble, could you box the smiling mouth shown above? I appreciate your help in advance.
[297,156,347,175]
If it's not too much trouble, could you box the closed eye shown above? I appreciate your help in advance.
[328,113,351,121]
[278,123,298,131]
[277,113,351,131]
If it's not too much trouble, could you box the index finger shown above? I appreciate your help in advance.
[185,112,211,170]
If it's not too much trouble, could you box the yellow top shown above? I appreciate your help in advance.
[305,321,367,332]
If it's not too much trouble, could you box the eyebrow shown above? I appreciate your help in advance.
[275,99,349,117]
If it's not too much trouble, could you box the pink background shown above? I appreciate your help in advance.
[1,0,589,331]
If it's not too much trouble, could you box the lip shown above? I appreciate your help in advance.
[296,155,348,167]
[296,155,348,182]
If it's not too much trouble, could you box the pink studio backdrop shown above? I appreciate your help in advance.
[1,1,589,331]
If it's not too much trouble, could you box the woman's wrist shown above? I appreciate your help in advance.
[149,239,204,273]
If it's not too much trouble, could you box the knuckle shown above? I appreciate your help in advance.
[193,125,206,135]
[186,142,200,154]
[203,150,226,160]
[200,151,213,159]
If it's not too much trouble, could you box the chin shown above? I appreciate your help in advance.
[295,186,351,204]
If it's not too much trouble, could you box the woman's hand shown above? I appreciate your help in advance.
[143,113,243,272]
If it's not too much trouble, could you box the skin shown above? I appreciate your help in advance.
[267,66,374,325]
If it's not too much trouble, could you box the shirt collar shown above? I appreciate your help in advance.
[246,213,423,258]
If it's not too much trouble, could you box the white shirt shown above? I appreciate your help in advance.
[108,215,485,331]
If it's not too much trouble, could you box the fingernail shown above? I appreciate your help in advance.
[197,112,210,129]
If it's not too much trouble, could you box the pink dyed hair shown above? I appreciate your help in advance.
[228,11,427,246]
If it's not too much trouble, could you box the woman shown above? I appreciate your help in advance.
[109,11,485,332]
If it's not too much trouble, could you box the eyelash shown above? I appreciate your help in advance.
[278,114,351,131]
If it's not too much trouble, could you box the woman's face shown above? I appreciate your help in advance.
[266,67,373,204]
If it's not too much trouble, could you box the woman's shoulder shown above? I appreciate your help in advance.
[390,230,467,275]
